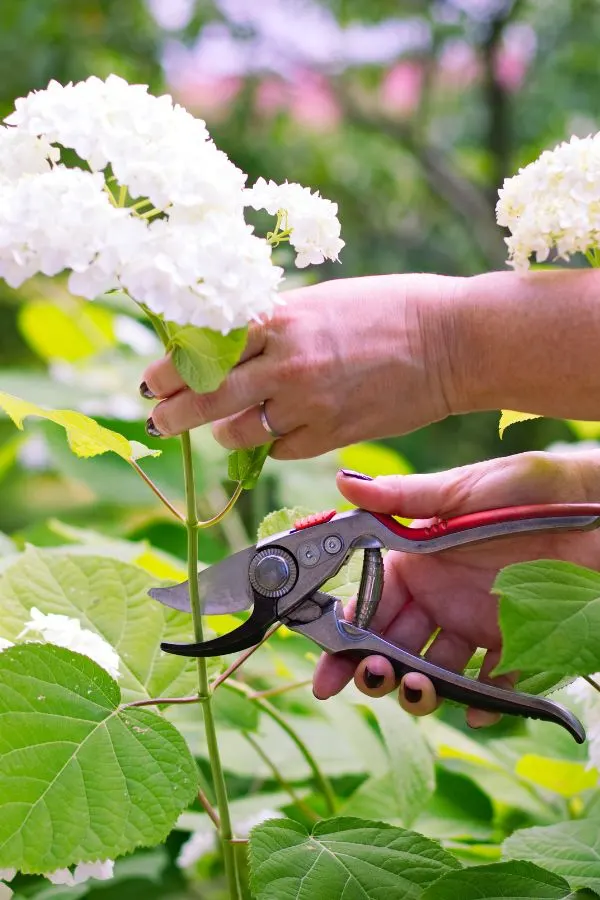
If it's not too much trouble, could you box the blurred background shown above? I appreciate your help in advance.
[1,2,600,898]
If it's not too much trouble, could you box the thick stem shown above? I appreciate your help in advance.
[181,432,241,900]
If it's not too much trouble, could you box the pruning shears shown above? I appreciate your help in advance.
[149,502,600,743]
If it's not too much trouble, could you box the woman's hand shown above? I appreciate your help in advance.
[140,274,461,459]
[312,450,600,728]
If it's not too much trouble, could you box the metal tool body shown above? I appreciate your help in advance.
[150,503,600,743]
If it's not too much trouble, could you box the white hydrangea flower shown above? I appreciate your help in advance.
[46,860,114,886]
[0,638,13,652]
[235,809,284,838]
[0,167,128,290]
[6,75,245,214]
[120,214,284,331]
[20,608,120,679]
[0,127,58,182]
[497,133,600,270]
[566,676,600,773]
[245,177,344,267]
[0,869,15,883]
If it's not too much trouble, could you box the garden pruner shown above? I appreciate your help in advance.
[149,502,600,743]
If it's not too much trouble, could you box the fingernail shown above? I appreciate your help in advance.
[403,686,423,704]
[467,721,481,730]
[363,668,385,689]
[139,381,155,399]
[339,469,373,481]
[145,417,162,437]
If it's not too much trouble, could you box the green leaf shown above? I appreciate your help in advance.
[213,683,260,732]
[0,390,159,462]
[499,410,541,438]
[494,560,600,675]
[515,755,598,797]
[0,547,210,702]
[18,299,114,363]
[504,821,600,893]
[422,860,590,899]
[338,442,413,477]
[0,644,198,873]
[343,701,435,827]
[567,421,600,441]
[257,507,313,541]
[249,816,461,900]
[415,768,494,841]
[166,323,247,393]
[228,444,271,490]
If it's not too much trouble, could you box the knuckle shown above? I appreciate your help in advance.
[149,401,174,436]
[189,390,215,424]
[212,417,250,450]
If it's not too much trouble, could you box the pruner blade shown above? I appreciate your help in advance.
[148,546,255,615]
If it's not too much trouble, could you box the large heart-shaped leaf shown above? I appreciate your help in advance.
[0,390,158,461]
[504,821,600,893]
[249,816,461,900]
[422,860,591,899]
[0,547,211,702]
[494,561,600,675]
[0,644,198,873]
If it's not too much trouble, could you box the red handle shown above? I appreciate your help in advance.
[372,503,600,541]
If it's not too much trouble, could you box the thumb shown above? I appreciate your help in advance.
[337,453,568,520]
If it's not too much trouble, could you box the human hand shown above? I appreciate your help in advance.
[139,274,461,459]
[313,450,600,728]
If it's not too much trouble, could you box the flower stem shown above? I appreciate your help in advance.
[181,431,241,900]
[129,459,185,521]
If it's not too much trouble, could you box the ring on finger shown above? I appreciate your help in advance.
[259,400,282,439]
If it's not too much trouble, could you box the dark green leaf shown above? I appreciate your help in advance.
[504,821,600,893]
[228,444,271,490]
[422,860,590,899]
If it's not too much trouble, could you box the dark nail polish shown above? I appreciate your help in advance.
[139,381,155,399]
[363,668,385,689]
[145,417,162,438]
[403,686,423,704]
[339,469,373,482]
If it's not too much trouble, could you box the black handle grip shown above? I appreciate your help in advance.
[336,623,585,743]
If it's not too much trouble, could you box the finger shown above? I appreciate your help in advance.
[337,469,464,520]
[380,601,437,655]
[212,400,294,450]
[140,323,267,400]
[466,648,518,729]
[354,655,397,697]
[148,359,271,437]
[313,651,356,700]
[399,673,439,716]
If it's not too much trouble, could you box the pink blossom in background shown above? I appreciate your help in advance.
[380,61,423,117]
[255,78,289,118]
[255,73,341,132]
[437,39,481,90]
[173,75,242,119]
[494,23,537,92]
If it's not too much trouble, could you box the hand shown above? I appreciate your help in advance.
[140,274,460,459]
[312,450,600,728]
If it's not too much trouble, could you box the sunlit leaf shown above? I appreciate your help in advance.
[18,298,114,363]
[338,441,413,477]
[515,755,598,797]
[0,390,159,461]
[0,644,198,874]
[257,507,313,541]
[504,820,600,893]
[499,410,541,438]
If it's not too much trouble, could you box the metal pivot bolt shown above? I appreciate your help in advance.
[354,548,384,629]
[249,548,298,598]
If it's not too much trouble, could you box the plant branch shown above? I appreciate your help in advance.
[198,788,221,830]
[123,694,200,709]
[211,624,281,691]
[198,482,244,529]
[243,732,319,821]
[225,679,337,816]
[248,679,312,700]
[181,431,241,900]
[584,675,600,693]
[129,459,185,521]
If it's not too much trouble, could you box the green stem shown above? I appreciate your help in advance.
[243,732,319,821]
[181,432,241,900]
[225,679,337,816]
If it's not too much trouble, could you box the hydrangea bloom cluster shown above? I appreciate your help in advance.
[245,177,345,268]
[19,607,121,679]
[0,75,343,332]
[497,133,600,270]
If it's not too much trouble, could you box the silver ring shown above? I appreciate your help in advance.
[259,401,281,439]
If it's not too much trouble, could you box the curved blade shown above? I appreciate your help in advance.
[148,547,255,614]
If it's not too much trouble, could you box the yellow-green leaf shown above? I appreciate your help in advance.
[339,442,413,477]
[0,390,159,461]
[567,420,600,440]
[499,410,541,438]
[515,755,598,797]
[18,298,114,362]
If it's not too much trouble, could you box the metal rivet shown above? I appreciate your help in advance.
[323,534,343,554]
[298,541,320,567]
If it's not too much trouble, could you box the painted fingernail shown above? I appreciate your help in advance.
[139,381,155,399]
[403,686,423,704]
[339,469,373,481]
[363,668,385,689]
[145,417,162,437]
